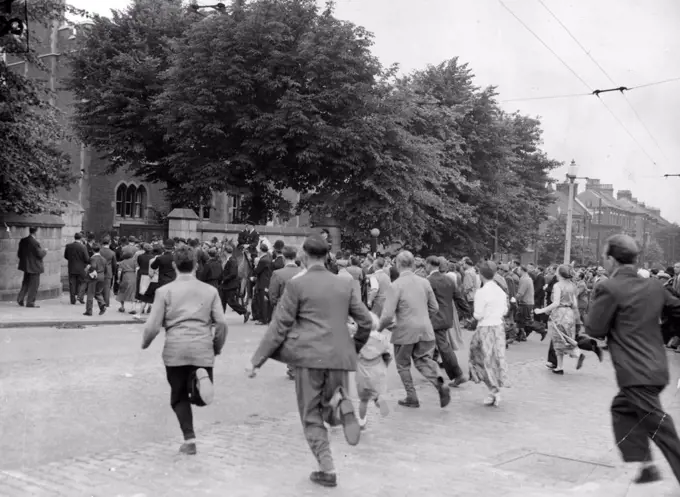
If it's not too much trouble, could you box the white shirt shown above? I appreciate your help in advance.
[473,280,508,327]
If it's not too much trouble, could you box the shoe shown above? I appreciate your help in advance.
[332,388,360,446]
[99,307,106,316]
[195,368,214,405]
[78,299,85,304]
[243,311,250,324]
[552,369,564,375]
[118,308,125,313]
[309,471,337,488]
[483,393,500,407]
[594,344,604,362]
[17,301,24,306]
[376,398,390,417]
[129,310,136,315]
[437,377,451,408]
[576,354,585,370]
[539,330,547,341]
[398,398,420,408]
[179,442,197,455]
[83,311,92,316]
[633,465,662,484]
[449,375,468,388]
[545,363,556,369]
[358,416,368,430]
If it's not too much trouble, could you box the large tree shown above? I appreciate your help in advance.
[0,0,79,214]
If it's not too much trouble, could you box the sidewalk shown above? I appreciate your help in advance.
[0,293,144,328]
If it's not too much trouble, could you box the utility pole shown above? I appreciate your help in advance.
[564,160,580,264]
[595,197,602,259]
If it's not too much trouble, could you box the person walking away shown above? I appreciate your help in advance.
[145,244,163,313]
[355,325,391,430]
[515,266,535,341]
[83,243,107,316]
[150,239,177,288]
[366,257,391,317]
[425,255,471,388]
[142,246,228,456]
[461,257,478,308]
[248,234,374,488]
[586,234,680,485]
[575,271,589,323]
[116,252,138,314]
[64,232,89,305]
[252,243,273,325]
[100,236,118,308]
[468,261,509,407]
[135,244,154,314]
[535,265,585,374]
[16,227,47,308]
[198,248,223,289]
[219,245,250,322]
[377,251,451,409]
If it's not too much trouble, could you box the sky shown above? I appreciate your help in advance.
[69,0,680,223]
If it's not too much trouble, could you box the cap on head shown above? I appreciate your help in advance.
[302,234,329,258]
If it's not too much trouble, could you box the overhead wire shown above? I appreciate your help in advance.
[536,0,667,167]
[497,0,660,174]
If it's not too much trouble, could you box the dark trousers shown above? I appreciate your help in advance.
[612,385,680,483]
[85,279,106,313]
[166,366,214,441]
[434,328,463,380]
[547,334,596,365]
[68,274,86,304]
[17,272,40,306]
[253,288,270,323]
[517,304,534,336]
[221,288,247,315]
[394,340,441,399]
[294,367,348,473]
[103,278,113,307]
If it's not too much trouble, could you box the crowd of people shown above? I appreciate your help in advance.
[14,225,680,489]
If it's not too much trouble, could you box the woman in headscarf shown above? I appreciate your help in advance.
[535,264,585,375]
[468,261,509,407]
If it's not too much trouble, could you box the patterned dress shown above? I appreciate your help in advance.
[549,280,579,354]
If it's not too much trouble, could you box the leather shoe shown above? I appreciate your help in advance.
[398,398,420,408]
[310,471,337,487]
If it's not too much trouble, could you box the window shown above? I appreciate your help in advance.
[115,183,147,219]
[192,192,213,220]
[227,194,243,223]
[115,185,126,216]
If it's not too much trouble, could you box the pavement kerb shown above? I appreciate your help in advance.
[0,319,143,329]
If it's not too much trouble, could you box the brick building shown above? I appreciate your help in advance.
[5,16,309,240]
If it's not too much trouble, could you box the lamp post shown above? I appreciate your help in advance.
[564,160,579,265]
[370,228,380,257]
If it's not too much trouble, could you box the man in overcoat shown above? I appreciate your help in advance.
[64,232,89,304]
[17,226,47,307]
[248,235,373,488]
[587,234,680,485]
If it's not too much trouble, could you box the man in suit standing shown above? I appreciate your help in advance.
[378,251,451,409]
[237,223,260,257]
[99,236,118,308]
[425,256,471,388]
[587,234,680,486]
[271,240,285,271]
[220,245,249,322]
[150,239,177,288]
[252,243,273,325]
[83,243,108,316]
[248,234,374,488]
[17,227,47,308]
[64,232,89,305]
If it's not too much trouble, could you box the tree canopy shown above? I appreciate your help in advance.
[67,0,560,257]
[0,0,80,214]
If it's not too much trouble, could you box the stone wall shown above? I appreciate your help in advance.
[0,213,66,302]
[199,223,314,249]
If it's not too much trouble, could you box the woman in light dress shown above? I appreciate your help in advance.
[116,252,138,314]
[535,264,585,375]
[468,261,509,407]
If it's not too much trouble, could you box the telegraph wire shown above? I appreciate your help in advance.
[497,0,660,172]
[536,0,667,166]
[629,76,680,90]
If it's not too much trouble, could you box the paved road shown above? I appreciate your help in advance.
[1,316,680,496]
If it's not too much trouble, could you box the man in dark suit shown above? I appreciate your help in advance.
[425,256,471,388]
[252,243,273,324]
[64,232,89,304]
[99,236,118,307]
[220,245,249,322]
[237,223,259,257]
[83,243,108,316]
[587,234,680,486]
[271,240,285,271]
[248,234,374,488]
[150,239,177,287]
[17,227,47,308]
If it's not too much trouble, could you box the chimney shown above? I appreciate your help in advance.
[631,197,638,204]
[599,184,614,197]
[617,190,633,201]
[555,181,578,198]
[586,178,601,191]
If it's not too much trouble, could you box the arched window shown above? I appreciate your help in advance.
[125,185,137,218]
[134,186,147,218]
[115,184,126,217]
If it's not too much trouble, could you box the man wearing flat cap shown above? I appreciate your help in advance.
[248,234,374,488]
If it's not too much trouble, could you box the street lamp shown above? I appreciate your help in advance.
[564,160,579,265]
[370,228,380,256]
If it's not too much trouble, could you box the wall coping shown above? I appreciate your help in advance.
[0,212,65,228]
[198,222,314,237]
[167,208,199,220]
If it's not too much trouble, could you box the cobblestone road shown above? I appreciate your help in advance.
[2,316,680,496]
